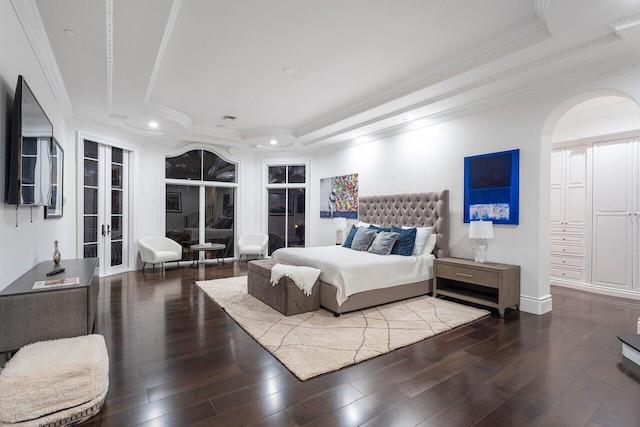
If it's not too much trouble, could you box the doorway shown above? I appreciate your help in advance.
[80,139,131,276]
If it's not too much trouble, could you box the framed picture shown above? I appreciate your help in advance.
[319,173,358,218]
[45,137,64,219]
[166,192,182,213]
[464,149,519,225]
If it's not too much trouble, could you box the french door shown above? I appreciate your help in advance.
[82,139,130,276]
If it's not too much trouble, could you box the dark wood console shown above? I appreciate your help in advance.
[0,258,99,353]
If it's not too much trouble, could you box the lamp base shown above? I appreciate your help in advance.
[474,239,487,263]
[336,229,344,245]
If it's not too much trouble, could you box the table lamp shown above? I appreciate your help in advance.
[334,217,347,245]
[469,220,494,263]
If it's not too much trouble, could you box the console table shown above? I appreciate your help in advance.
[0,258,99,353]
[433,257,520,317]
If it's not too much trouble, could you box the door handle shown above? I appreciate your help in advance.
[101,224,106,236]
[107,225,111,235]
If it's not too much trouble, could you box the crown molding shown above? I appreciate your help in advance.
[611,14,640,38]
[106,0,114,115]
[188,124,244,141]
[10,0,74,119]
[534,0,551,23]
[143,102,192,129]
[297,19,551,137]
[315,51,640,156]
[67,114,167,148]
[119,121,165,137]
[303,32,621,147]
[143,0,183,104]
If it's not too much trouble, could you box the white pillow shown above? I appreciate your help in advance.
[356,221,371,228]
[423,233,437,255]
[403,226,433,255]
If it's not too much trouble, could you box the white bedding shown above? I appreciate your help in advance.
[272,245,434,306]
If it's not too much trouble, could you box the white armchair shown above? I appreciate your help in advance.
[238,233,269,261]
[138,236,182,270]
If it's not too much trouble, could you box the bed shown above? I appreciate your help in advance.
[272,190,448,315]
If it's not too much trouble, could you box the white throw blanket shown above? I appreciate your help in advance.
[270,263,321,296]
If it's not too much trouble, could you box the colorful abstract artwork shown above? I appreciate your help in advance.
[320,173,358,218]
[464,149,519,225]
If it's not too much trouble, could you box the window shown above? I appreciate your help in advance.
[166,150,237,262]
[266,164,307,255]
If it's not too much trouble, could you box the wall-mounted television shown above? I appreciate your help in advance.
[6,75,53,206]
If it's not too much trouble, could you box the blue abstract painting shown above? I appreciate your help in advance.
[464,149,519,225]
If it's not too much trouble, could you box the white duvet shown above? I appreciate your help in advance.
[272,245,434,306]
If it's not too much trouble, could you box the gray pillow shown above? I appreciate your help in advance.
[368,231,400,255]
[350,228,377,251]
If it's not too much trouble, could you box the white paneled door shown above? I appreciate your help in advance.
[81,140,130,276]
[592,139,636,290]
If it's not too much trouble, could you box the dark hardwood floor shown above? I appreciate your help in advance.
[85,261,640,426]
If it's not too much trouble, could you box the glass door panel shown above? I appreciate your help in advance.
[82,140,129,276]
[268,189,286,255]
[165,184,199,262]
[204,187,235,258]
[289,188,305,247]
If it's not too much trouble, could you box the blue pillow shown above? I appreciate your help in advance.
[391,226,417,256]
[342,225,358,248]
[369,224,391,233]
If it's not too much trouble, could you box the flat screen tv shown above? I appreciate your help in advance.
[6,75,53,205]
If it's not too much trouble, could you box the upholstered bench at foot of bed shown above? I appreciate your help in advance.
[0,334,109,427]
[247,259,320,316]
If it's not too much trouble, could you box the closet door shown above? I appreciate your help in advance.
[592,140,634,290]
[550,150,564,225]
[565,147,586,225]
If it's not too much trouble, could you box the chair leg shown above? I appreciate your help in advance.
[141,262,146,271]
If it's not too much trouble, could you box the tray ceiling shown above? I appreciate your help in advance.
[18,0,640,151]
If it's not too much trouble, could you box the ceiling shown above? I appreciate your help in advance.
[13,0,640,151]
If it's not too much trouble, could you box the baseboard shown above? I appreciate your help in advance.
[553,280,640,301]
[519,294,552,315]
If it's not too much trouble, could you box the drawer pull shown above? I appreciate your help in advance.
[455,273,473,278]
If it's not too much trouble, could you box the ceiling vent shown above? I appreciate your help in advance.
[222,115,238,121]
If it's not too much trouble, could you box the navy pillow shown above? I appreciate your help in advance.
[342,225,358,248]
[369,224,391,233]
[391,226,417,256]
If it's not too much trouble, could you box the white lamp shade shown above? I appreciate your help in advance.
[469,220,494,239]
[333,217,347,230]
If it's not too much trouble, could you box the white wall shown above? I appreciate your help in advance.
[311,68,640,315]
[0,3,71,291]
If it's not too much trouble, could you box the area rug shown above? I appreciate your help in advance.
[196,276,489,380]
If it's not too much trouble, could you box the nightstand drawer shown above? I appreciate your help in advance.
[436,263,499,288]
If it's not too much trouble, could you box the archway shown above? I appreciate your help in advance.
[540,90,640,300]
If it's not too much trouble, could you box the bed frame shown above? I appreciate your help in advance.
[320,190,449,315]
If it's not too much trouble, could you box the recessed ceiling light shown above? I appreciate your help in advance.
[270,139,278,145]
[148,121,159,129]
[63,29,77,36]
[404,114,415,121]
[283,67,296,75]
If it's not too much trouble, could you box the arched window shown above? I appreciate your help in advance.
[165,150,237,263]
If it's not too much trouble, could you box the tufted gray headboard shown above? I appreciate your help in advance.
[358,190,449,258]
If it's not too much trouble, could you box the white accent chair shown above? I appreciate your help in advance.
[238,233,269,261]
[138,236,182,270]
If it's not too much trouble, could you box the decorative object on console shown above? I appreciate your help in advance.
[333,217,347,244]
[53,240,61,265]
[464,149,519,225]
[469,220,494,263]
[319,173,358,218]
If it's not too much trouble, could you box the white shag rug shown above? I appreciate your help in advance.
[196,276,489,380]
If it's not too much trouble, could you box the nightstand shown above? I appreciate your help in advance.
[433,257,520,317]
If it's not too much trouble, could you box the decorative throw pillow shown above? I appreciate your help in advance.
[350,228,377,251]
[390,226,417,256]
[423,233,437,255]
[403,226,433,255]
[368,231,400,255]
[342,225,359,248]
